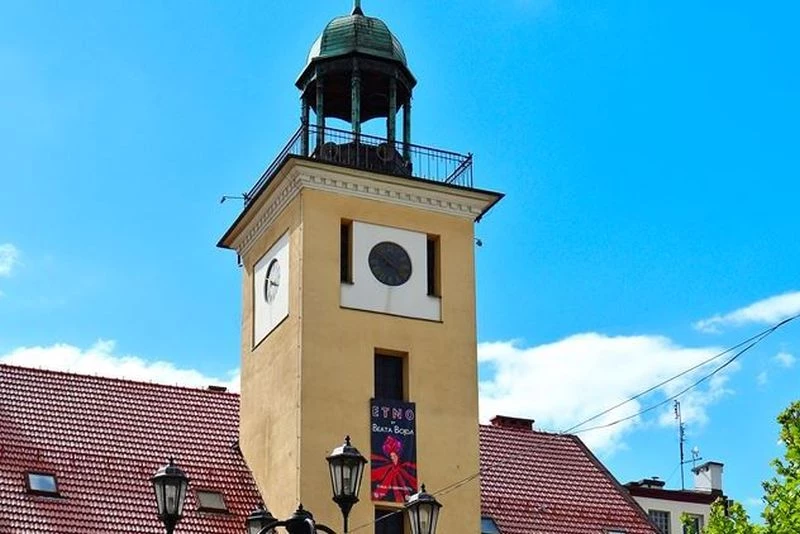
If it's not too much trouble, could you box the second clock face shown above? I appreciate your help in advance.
[264,258,281,303]
[368,241,412,286]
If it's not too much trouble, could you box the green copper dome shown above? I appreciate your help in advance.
[296,2,415,125]
[305,8,408,67]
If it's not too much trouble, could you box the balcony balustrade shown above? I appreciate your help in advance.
[245,125,473,206]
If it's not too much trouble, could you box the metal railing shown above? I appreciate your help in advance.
[245,125,473,205]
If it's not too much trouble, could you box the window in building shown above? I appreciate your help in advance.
[195,489,228,512]
[648,510,670,534]
[375,508,404,534]
[481,516,501,534]
[341,220,353,283]
[426,235,440,297]
[374,352,405,401]
[26,472,59,495]
[682,514,703,534]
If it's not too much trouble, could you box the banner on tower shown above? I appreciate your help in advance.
[370,399,418,503]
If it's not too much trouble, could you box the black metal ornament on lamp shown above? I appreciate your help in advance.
[247,503,279,534]
[326,435,367,533]
[405,484,442,534]
[151,458,190,534]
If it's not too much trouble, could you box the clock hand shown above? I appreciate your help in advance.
[377,250,400,271]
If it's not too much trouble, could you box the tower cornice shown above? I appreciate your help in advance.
[218,157,502,257]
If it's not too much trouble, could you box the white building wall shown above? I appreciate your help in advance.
[632,495,711,534]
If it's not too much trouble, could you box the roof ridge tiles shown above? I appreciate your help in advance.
[0,363,237,397]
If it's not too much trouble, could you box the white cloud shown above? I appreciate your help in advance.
[757,371,769,386]
[2,333,738,456]
[478,333,732,454]
[0,340,240,392]
[0,243,20,277]
[694,291,800,333]
[774,351,796,368]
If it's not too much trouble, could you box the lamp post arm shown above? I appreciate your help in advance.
[257,519,289,534]
[315,523,338,534]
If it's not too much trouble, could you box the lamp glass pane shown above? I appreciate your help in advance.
[154,483,166,515]
[429,506,440,534]
[177,480,188,515]
[418,504,432,534]
[342,462,355,496]
[165,482,179,515]
[408,506,420,534]
[330,463,343,495]
[248,518,272,534]
[352,460,364,496]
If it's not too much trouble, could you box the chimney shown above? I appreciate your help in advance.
[490,415,535,430]
[692,461,724,493]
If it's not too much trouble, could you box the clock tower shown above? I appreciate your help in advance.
[219,2,502,532]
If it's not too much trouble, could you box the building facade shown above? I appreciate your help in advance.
[625,462,725,534]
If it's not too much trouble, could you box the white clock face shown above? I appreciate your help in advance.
[341,221,441,321]
[265,258,281,303]
[254,232,290,346]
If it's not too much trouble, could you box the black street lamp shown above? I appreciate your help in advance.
[247,504,337,534]
[326,435,367,533]
[247,503,278,534]
[405,484,442,534]
[151,458,190,534]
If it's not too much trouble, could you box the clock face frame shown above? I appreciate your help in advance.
[264,258,281,303]
[368,241,412,286]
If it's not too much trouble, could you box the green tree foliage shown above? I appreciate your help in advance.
[761,401,800,533]
[682,500,762,534]
[679,400,799,534]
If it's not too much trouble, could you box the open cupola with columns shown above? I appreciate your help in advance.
[297,0,415,168]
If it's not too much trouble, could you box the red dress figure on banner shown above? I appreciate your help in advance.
[371,434,418,502]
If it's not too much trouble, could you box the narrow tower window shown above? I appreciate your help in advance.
[426,235,440,297]
[374,352,405,400]
[376,508,404,534]
[341,220,353,283]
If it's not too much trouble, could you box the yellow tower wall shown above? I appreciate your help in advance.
[239,193,304,517]
[297,187,482,534]
[228,159,499,532]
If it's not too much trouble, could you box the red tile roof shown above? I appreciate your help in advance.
[1,364,660,534]
[0,364,261,533]
[480,422,658,534]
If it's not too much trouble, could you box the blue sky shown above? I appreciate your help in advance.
[1,0,799,521]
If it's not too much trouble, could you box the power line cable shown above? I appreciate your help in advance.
[562,324,780,434]
[570,312,798,435]
[349,313,799,532]
[572,330,766,435]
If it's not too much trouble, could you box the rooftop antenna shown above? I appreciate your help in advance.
[690,446,702,469]
[675,400,686,490]
[674,401,704,490]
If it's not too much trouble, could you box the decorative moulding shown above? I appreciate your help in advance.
[231,160,497,257]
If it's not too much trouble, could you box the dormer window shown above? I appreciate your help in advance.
[26,472,59,496]
[196,489,228,513]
